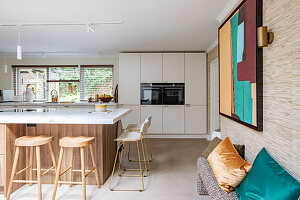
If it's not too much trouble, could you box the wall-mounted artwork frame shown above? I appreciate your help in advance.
[218,0,263,131]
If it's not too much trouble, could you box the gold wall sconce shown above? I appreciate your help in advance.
[257,26,274,48]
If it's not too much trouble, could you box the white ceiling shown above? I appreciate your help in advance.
[0,0,227,55]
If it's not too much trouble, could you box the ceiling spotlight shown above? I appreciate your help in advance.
[86,23,95,33]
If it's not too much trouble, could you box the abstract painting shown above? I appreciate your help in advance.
[218,0,263,131]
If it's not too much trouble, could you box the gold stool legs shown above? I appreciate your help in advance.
[128,135,153,163]
[109,139,149,192]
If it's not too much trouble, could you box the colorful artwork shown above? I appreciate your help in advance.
[219,0,263,131]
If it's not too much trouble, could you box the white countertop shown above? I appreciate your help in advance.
[0,107,131,124]
[0,101,117,107]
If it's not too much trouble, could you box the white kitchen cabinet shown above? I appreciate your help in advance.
[162,106,184,134]
[121,105,140,129]
[141,53,162,83]
[185,53,207,105]
[185,105,207,134]
[119,53,141,105]
[163,53,184,83]
[141,106,162,134]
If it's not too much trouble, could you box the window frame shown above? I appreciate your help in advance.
[12,65,114,102]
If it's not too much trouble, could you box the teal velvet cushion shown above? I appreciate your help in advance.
[236,148,300,200]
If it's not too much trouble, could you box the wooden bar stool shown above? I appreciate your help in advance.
[7,135,58,200]
[52,136,100,200]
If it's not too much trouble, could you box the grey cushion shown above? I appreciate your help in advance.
[197,156,238,200]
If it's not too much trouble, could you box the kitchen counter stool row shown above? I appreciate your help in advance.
[6,135,100,200]
[6,115,153,199]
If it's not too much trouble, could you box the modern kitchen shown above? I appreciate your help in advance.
[0,1,228,200]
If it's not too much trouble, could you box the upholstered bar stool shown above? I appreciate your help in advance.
[125,115,153,162]
[7,135,58,200]
[109,118,151,191]
[52,136,100,200]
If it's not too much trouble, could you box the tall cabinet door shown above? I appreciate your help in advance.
[119,53,141,105]
[185,105,207,134]
[185,53,207,105]
[162,106,184,134]
[141,53,162,83]
[121,105,141,129]
[162,53,184,83]
[141,106,162,134]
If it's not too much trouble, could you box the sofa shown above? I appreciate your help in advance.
[197,156,238,200]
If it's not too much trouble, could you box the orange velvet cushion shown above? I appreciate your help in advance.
[207,136,252,193]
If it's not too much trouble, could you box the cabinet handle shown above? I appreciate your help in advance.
[163,106,168,107]
[185,104,191,107]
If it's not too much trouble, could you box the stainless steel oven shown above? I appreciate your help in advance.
[140,83,184,105]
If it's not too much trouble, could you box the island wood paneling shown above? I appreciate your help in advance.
[4,123,118,196]
[0,124,5,193]
[218,0,300,180]
[0,155,5,187]
[5,124,27,196]
[0,125,5,154]
[24,124,117,185]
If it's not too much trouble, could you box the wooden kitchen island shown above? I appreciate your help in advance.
[0,107,131,196]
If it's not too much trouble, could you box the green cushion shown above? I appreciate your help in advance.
[236,148,300,200]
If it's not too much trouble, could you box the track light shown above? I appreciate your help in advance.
[86,23,95,33]
[17,27,22,60]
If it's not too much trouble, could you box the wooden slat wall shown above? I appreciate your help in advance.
[219,0,300,180]
[0,124,6,193]
[5,124,27,195]
[0,125,5,154]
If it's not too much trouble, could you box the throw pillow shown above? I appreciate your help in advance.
[207,136,252,193]
[236,148,300,200]
[201,137,222,158]
[201,137,245,159]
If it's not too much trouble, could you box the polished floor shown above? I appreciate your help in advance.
[1,139,210,200]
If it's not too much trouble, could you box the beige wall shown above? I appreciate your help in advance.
[215,0,300,180]
[0,56,119,90]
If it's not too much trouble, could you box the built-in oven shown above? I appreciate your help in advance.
[162,83,184,105]
[140,83,163,105]
[140,83,184,105]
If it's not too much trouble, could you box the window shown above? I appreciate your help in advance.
[14,67,47,100]
[81,67,114,99]
[48,66,80,102]
[12,65,113,102]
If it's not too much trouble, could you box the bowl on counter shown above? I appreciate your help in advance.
[98,96,113,103]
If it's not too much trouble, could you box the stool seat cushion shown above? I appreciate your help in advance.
[125,124,142,131]
[59,136,95,147]
[15,135,53,146]
[115,131,142,141]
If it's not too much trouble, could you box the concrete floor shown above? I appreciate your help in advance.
[1,139,210,200]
